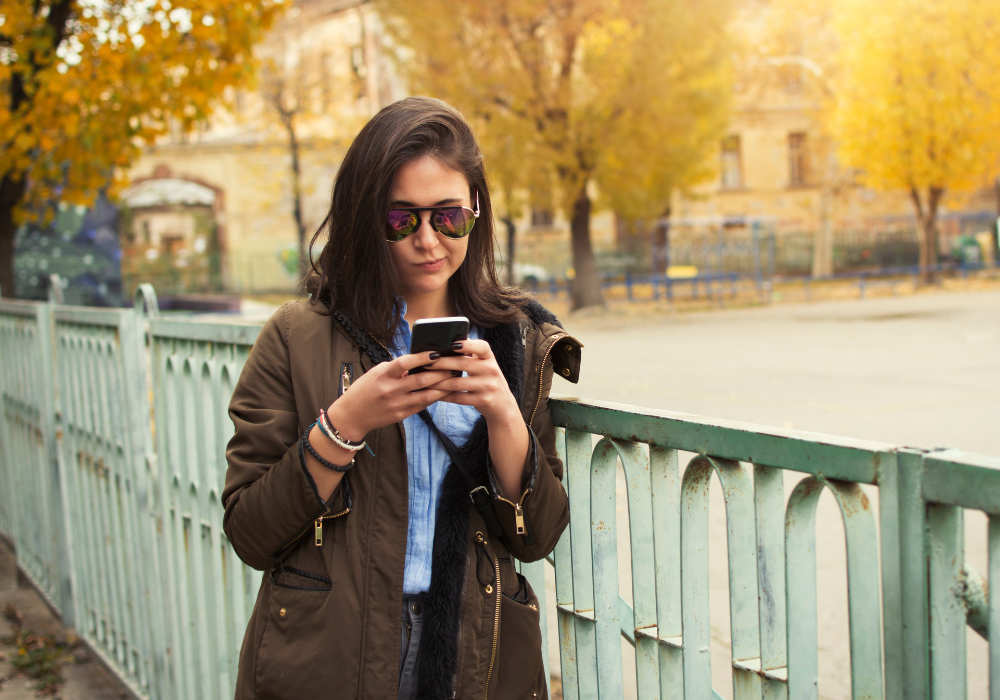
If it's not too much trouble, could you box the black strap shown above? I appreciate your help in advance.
[333,311,506,540]
[417,409,505,539]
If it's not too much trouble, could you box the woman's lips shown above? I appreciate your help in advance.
[416,258,445,272]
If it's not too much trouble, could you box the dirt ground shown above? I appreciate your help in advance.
[0,541,126,700]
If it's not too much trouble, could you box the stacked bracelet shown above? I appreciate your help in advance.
[302,425,355,472]
[317,408,367,453]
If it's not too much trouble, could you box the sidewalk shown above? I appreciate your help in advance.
[0,541,125,700]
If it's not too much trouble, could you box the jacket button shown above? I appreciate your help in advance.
[412,602,422,616]
[279,608,286,617]
[565,344,573,352]
[485,584,493,594]
[561,368,571,377]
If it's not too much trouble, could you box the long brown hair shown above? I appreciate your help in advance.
[308,96,524,346]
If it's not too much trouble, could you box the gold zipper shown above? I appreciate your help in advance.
[476,531,501,699]
[313,505,351,546]
[492,331,574,526]
[527,333,564,428]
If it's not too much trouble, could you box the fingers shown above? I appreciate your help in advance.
[423,355,475,374]
[448,338,492,360]
[425,376,475,393]
[393,351,439,373]
[399,369,452,391]
[406,387,451,412]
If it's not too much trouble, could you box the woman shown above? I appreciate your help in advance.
[222,96,581,700]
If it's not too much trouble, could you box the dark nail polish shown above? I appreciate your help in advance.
[452,370,462,377]
[450,342,463,351]
[429,352,441,360]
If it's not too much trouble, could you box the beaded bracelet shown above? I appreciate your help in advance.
[302,425,355,472]
[317,408,366,453]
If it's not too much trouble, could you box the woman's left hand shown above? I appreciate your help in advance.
[424,339,519,422]
[425,339,529,497]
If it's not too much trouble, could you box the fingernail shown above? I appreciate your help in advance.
[429,352,441,360]
[452,370,461,377]
[450,342,463,351]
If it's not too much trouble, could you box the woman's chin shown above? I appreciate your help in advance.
[402,274,451,298]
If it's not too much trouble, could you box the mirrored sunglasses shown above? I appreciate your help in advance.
[386,193,480,242]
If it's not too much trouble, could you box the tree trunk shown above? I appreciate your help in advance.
[812,149,839,278]
[569,185,604,310]
[0,174,26,298]
[812,180,834,278]
[652,206,670,275]
[993,177,1000,267]
[909,186,944,283]
[501,214,516,285]
[284,116,308,280]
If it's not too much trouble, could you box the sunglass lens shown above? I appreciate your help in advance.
[432,208,475,238]
[387,210,418,241]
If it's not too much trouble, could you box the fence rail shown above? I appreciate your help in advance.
[0,292,996,699]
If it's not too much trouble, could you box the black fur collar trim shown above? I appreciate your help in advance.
[413,318,525,699]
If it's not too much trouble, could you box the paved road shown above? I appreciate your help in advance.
[547,289,999,699]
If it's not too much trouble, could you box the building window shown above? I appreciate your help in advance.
[720,135,743,190]
[531,208,553,227]
[788,132,808,187]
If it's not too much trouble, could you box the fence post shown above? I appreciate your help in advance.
[927,503,966,698]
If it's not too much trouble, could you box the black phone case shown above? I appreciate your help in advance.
[409,319,469,373]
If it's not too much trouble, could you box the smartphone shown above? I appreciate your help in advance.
[408,316,470,374]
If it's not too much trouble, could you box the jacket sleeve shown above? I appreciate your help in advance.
[492,394,570,562]
[221,307,331,570]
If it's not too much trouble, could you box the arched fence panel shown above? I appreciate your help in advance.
[51,306,160,698]
[0,295,997,700]
[148,319,262,700]
[0,300,67,615]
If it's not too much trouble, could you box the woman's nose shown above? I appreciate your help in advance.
[412,214,438,249]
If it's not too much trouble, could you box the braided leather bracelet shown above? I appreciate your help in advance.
[302,425,355,472]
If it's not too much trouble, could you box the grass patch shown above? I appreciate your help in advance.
[2,603,72,696]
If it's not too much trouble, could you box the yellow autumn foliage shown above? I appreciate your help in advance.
[0,0,282,295]
[829,0,1000,270]
[380,0,734,309]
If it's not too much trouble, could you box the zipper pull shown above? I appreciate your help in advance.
[515,504,526,536]
[520,326,527,348]
[314,518,324,546]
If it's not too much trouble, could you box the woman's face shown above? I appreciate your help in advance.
[387,155,471,299]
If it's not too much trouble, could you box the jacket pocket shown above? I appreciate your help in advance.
[494,573,544,699]
[253,577,337,699]
[270,566,331,592]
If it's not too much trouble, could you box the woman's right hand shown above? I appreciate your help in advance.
[324,352,451,441]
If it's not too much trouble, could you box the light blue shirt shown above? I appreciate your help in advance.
[391,302,482,595]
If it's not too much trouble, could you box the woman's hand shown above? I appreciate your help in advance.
[326,352,452,440]
[425,340,530,498]
[305,353,450,500]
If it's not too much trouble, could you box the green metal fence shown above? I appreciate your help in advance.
[0,291,996,700]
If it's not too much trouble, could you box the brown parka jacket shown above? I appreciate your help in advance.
[222,297,581,700]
